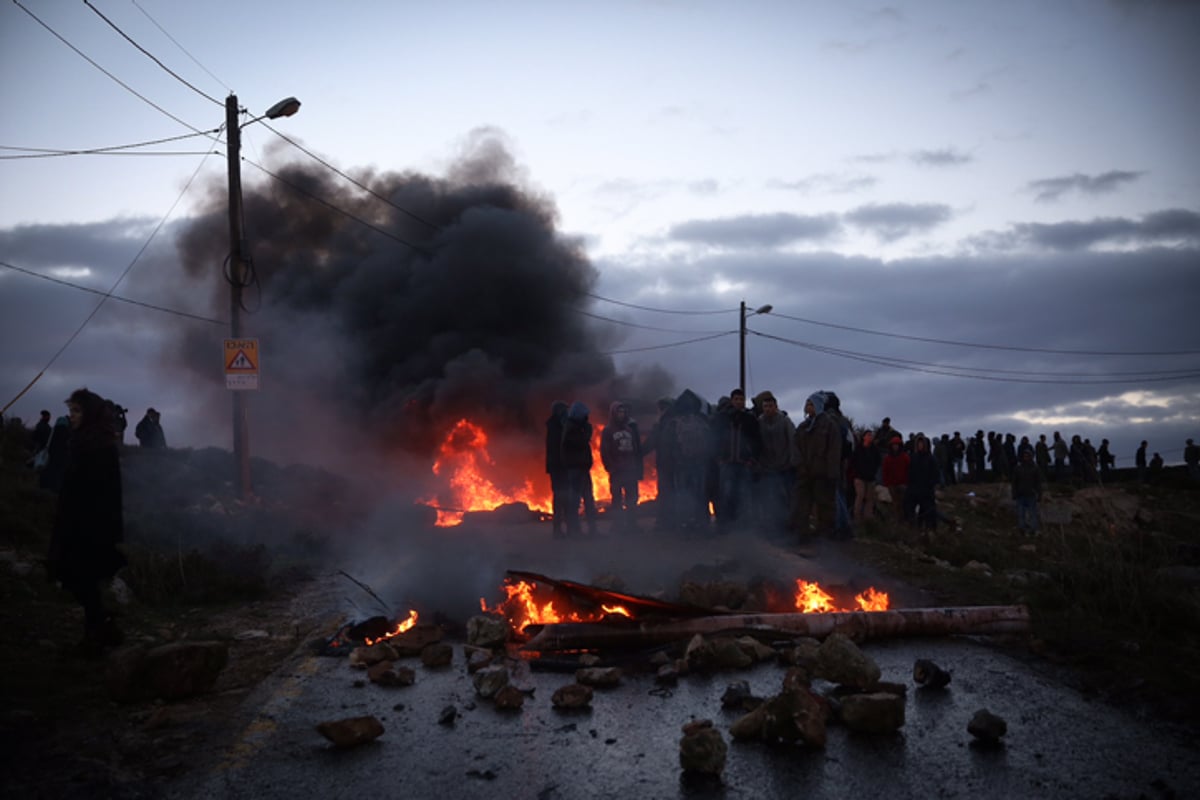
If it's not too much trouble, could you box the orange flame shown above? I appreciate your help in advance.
[423,417,658,527]
[363,609,419,645]
[480,579,632,634]
[794,580,889,613]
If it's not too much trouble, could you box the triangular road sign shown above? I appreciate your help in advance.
[227,350,257,371]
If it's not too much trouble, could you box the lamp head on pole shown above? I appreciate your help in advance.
[263,96,301,119]
[754,304,773,316]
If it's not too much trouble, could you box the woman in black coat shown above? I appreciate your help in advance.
[46,388,127,654]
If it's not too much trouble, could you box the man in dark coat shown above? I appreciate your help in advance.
[792,392,842,538]
[710,388,761,533]
[906,435,940,531]
[600,401,643,532]
[32,410,52,451]
[560,402,599,537]
[47,388,127,655]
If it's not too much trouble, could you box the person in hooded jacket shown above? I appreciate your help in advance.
[752,391,796,535]
[545,401,570,538]
[710,388,761,533]
[46,388,127,655]
[641,398,676,531]
[905,435,940,531]
[850,429,882,524]
[600,401,643,532]
[881,435,910,523]
[791,392,842,538]
[665,389,712,534]
[561,402,599,537]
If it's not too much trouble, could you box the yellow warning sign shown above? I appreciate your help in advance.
[224,338,259,390]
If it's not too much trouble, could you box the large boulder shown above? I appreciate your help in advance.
[106,641,229,703]
[815,633,880,689]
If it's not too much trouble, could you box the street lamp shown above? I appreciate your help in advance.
[226,93,300,501]
[739,301,772,393]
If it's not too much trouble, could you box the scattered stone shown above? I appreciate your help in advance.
[464,646,493,673]
[493,685,526,711]
[780,637,822,669]
[109,576,133,605]
[349,642,399,668]
[105,641,229,703]
[438,705,458,726]
[648,651,671,667]
[963,560,993,576]
[815,633,880,689]
[679,719,727,776]
[387,625,445,657]
[473,665,509,698]
[913,659,951,689]
[730,689,827,747]
[367,661,415,687]
[576,667,622,687]
[578,653,602,667]
[316,715,385,748]
[656,663,680,685]
[968,709,1007,745]
[840,692,906,733]
[466,615,510,648]
[736,636,777,663]
[720,681,761,711]
[551,683,593,709]
[781,666,811,694]
[420,642,454,668]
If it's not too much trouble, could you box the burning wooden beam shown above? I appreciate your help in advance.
[521,605,1031,653]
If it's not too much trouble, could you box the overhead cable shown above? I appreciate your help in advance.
[244,159,433,256]
[83,0,223,106]
[601,331,736,355]
[12,0,207,135]
[261,122,440,231]
[0,129,221,159]
[586,291,737,315]
[132,0,229,93]
[574,308,731,335]
[0,260,224,325]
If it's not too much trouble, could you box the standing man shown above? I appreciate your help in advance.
[753,391,796,536]
[600,402,643,533]
[1185,439,1200,482]
[792,392,841,539]
[711,388,761,534]
[561,402,599,537]
[1012,448,1043,536]
[1052,432,1069,482]
[1136,440,1148,484]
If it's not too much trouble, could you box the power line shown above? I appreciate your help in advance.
[768,310,1200,357]
[574,308,731,335]
[601,331,736,355]
[261,121,441,232]
[751,331,1200,385]
[1,142,219,414]
[586,291,737,315]
[83,0,223,107]
[0,260,224,325]
[131,0,230,94]
[12,0,208,135]
[0,129,221,159]
[242,158,433,255]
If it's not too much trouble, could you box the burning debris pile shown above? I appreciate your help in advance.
[314,569,1029,779]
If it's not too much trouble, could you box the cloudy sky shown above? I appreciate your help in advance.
[2,0,1198,477]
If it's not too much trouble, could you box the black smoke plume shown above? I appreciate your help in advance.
[174,129,670,470]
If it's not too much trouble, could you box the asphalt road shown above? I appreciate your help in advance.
[165,520,1200,800]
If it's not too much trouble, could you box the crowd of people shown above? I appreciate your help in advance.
[543,389,1199,541]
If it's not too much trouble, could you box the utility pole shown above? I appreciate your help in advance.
[226,94,251,500]
[739,300,748,393]
[739,301,772,395]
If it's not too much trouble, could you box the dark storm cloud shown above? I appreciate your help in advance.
[667,213,842,248]
[0,218,158,269]
[972,209,1200,251]
[596,242,1200,468]
[843,202,954,241]
[1026,170,1144,202]
[911,148,973,167]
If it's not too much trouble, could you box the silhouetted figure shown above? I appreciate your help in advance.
[600,401,643,533]
[32,410,52,451]
[47,388,127,656]
[1136,441,1148,483]
[1149,452,1164,480]
[1012,448,1043,536]
[560,402,598,537]
[134,408,166,448]
[545,401,569,538]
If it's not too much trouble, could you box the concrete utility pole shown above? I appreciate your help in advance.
[739,301,772,393]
